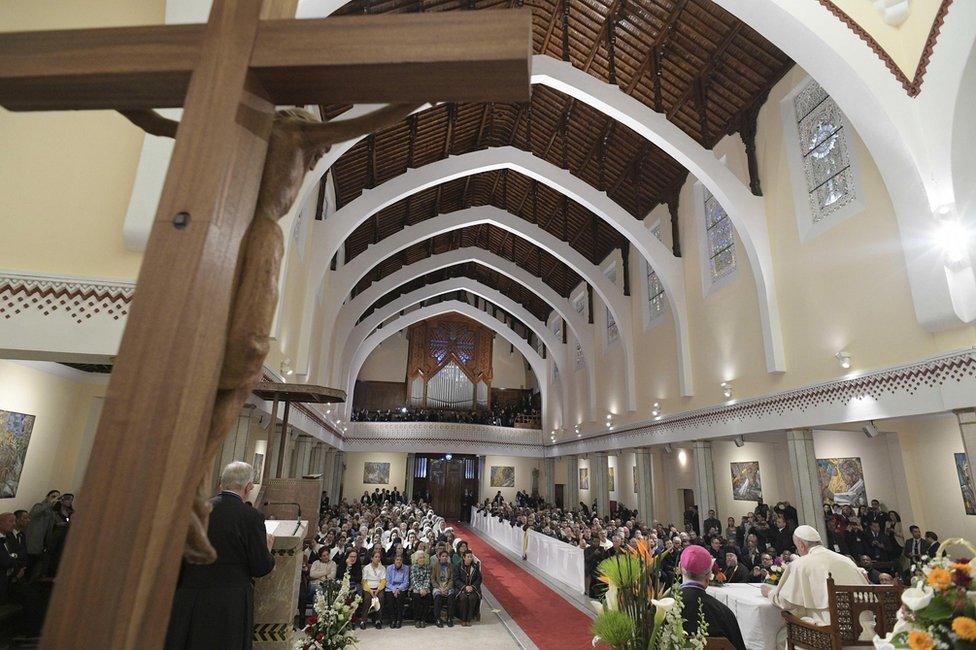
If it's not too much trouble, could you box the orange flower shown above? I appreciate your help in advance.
[953,616,976,641]
[953,562,972,573]
[927,567,952,589]
[907,630,934,650]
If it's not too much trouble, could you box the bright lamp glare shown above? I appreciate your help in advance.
[935,220,971,264]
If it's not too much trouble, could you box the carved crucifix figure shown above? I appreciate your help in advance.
[0,1,530,646]
[122,104,421,563]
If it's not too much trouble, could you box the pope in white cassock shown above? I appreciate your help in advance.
[761,524,868,626]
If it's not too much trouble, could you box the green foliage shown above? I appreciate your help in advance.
[593,610,636,649]
[599,554,644,589]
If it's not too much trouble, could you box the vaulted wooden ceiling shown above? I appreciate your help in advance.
[330,0,793,323]
[364,262,556,327]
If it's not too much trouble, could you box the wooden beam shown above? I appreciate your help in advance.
[444,102,457,157]
[666,186,682,258]
[622,0,688,96]
[0,10,533,110]
[39,1,275,647]
[621,240,630,296]
[666,23,743,124]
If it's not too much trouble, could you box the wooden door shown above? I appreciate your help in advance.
[555,484,564,509]
[430,459,462,519]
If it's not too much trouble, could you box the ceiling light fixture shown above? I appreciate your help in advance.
[934,205,972,267]
[835,351,852,369]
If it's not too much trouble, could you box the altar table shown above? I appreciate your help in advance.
[706,583,784,650]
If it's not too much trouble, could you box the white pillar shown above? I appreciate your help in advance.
[213,406,255,491]
[332,451,345,501]
[634,447,655,524]
[405,453,416,501]
[543,456,556,505]
[565,455,579,510]
[693,440,716,532]
[321,448,335,502]
[786,428,828,542]
[593,451,610,518]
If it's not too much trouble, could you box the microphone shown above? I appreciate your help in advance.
[263,501,303,536]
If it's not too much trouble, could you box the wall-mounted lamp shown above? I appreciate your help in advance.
[733,435,745,448]
[651,402,660,417]
[721,382,732,398]
[835,351,852,370]
[664,443,673,455]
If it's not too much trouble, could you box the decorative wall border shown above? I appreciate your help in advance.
[816,0,953,97]
[0,270,134,324]
[553,348,976,456]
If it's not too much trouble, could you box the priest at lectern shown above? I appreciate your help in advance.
[165,461,276,650]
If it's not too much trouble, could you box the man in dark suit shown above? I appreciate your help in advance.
[0,512,24,604]
[865,521,892,562]
[903,525,929,564]
[678,545,746,650]
[165,461,276,650]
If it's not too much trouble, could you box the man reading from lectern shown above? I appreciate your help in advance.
[166,461,276,650]
[761,524,867,625]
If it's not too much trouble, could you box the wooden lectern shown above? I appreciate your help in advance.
[253,519,308,648]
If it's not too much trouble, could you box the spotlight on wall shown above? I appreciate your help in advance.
[445,453,453,460]
[934,205,972,267]
[401,406,408,413]
[862,420,881,438]
[835,351,852,370]
[280,358,294,377]
[651,402,660,417]
[721,382,733,398]
[577,433,582,438]
[606,413,613,421]
[664,443,673,455]
[734,435,745,448]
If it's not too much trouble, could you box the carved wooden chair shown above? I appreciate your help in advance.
[704,637,737,650]
[783,575,903,650]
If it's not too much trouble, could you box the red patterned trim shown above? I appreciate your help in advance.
[816,0,953,97]
[559,350,976,449]
[0,274,133,323]
[345,436,543,449]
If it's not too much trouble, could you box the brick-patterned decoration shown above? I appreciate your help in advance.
[555,349,976,455]
[0,272,134,324]
[346,421,544,457]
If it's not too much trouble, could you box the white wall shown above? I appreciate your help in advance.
[481,454,539,503]
[0,361,106,511]
[342,451,408,500]
[358,333,408,382]
[492,339,528,389]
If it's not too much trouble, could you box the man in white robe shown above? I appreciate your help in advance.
[761,525,868,625]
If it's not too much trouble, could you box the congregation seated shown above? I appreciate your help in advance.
[474,494,941,597]
[351,402,540,428]
[303,498,485,630]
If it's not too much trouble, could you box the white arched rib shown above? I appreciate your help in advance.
[305,147,694,398]
[325,247,598,419]
[321,206,619,408]
[347,300,550,432]
[337,277,571,424]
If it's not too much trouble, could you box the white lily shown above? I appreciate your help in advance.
[592,635,602,647]
[651,597,677,611]
[901,584,934,611]
[872,632,896,650]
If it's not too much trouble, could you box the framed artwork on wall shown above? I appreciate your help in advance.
[954,453,976,515]
[816,456,867,506]
[252,452,264,484]
[730,461,763,501]
[579,467,590,490]
[0,409,35,499]
[490,465,515,488]
[363,461,391,485]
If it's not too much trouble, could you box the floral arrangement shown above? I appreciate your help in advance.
[764,563,784,586]
[590,540,709,650]
[298,575,362,650]
[874,538,976,650]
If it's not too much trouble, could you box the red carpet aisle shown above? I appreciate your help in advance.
[451,522,594,649]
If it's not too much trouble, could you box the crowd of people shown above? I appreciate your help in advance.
[351,403,540,428]
[476,495,936,597]
[303,498,484,629]
[1,489,75,635]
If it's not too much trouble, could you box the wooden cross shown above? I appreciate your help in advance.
[0,2,530,647]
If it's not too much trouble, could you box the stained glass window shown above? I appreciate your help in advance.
[703,187,736,282]
[428,321,475,365]
[793,79,855,223]
[604,265,619,343]
[646,223,666,323]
